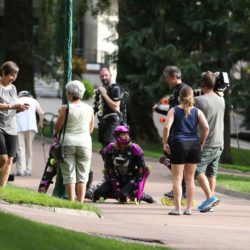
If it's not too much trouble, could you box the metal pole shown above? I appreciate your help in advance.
[53,0,73,198]
[63,0,73,104]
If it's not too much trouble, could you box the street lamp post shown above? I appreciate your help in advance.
[63,0,73,104]
[52,0,73,198]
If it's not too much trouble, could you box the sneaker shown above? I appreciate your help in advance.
[183,210,192,215]
[198,200,207,210]
[168,209,182,215]
[164,190,174,198]
[140,193,154,203]
[208,207,214,212]
[199,196,220,213]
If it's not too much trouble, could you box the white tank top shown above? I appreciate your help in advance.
[63,102,93,149]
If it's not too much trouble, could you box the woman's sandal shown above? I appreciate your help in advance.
[168,209,182,215]
[183,210,192,215]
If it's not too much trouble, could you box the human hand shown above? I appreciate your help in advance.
[152,104,158,112]
[38,122,44,128]
[14,103,29,112]
[163,143,171,155]
[24,103,30,108]
[98,86,107,96]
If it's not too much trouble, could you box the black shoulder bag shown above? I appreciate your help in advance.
[53,104,69,161]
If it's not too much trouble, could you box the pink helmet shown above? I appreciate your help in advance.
[114,125,130,145]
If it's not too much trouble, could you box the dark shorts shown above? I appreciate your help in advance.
[170,140,201,164]
[98,114,120,146]
[0,132,17,157]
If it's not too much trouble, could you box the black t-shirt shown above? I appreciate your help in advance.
[103,83,123,116]
[155,82,187,115]
[169,82,187,107]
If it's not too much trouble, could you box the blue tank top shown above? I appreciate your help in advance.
[170,106,199,143]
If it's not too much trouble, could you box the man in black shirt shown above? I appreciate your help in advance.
[155,66,187,200]
[95,67,126,148]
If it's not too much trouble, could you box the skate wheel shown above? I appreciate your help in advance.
[161,197,173,206]
[161,197,167,205]
[99,197,105,203]
[134,198,139,205]
[126,198,131,204]
[181,199,187,206]
[49,158,55,165]
[146,165,152,172]
[180,199,195,206]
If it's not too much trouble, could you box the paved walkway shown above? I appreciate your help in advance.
[1,139,250,250]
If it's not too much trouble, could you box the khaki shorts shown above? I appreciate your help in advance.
[195,147,223,178]
[60,145,92,185]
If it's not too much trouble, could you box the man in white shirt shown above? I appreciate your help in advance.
[16,91,44,176]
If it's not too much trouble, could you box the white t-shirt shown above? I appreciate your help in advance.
[16,97,44,133]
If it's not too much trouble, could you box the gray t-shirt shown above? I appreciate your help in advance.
[0,84,17,135]
[195,92,225,148]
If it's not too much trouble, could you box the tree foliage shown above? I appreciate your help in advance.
[117,0,250,162]
[4,0,34,95]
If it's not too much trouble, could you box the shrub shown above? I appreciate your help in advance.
[82,79,94,100]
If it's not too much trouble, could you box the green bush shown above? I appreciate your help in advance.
[82,79,94,100]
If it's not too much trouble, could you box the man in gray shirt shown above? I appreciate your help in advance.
[194,71,225,213]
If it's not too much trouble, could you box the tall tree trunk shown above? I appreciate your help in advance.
[221,90,233,163]
[4,0,34,95]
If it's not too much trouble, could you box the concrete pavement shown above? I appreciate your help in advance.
[1,139,250,250]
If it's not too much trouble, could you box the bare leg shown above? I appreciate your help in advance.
[171,164,184,210]
[184,163,197,211]
[208,177,216,195]
[66,183,75,201]
[0,156,13,187]
[76,182,86,203]
[196,173,212,199]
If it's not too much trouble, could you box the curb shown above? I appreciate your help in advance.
[215,186,250,200]
[0,200,101,218]
[219,168,250,176]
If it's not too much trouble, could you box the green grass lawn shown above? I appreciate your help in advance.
[0,185,101,217]
[217,174,250,193]
[0,211,169,250]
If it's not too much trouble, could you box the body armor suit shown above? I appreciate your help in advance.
[93,142,150,202]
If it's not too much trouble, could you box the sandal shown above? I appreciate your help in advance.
[183,210,192,215]
[168,209,182,215]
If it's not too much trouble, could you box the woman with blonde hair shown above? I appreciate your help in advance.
[163,85,209,215]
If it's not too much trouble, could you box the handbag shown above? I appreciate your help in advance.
[53,104,69,161]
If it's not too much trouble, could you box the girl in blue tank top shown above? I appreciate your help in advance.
[162,86,209,216]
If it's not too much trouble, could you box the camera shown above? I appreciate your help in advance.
[214,72,230,92]
[194,71,230,96]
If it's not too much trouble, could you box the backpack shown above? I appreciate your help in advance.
[108,83,128,125]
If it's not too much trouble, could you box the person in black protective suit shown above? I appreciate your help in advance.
[93,125,154,203]
[94,67,127,149]
[153,65,188,199]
